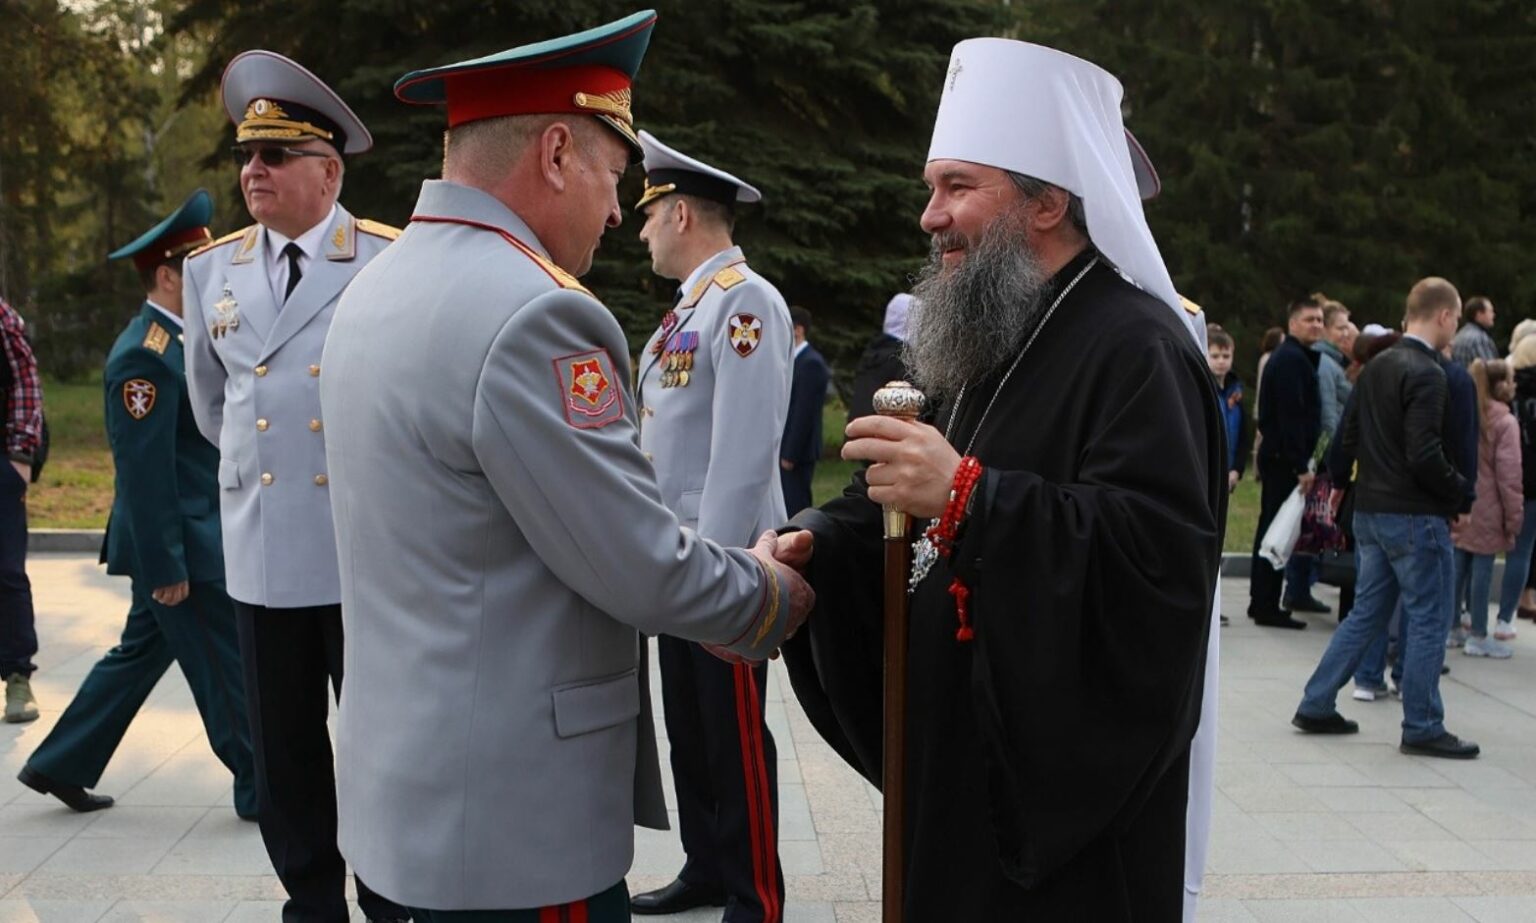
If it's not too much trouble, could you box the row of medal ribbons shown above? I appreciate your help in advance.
[660,330,699,389]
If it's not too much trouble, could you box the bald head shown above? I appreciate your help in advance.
[1404,277,1461,350]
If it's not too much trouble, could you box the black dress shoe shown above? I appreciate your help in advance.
[1254,614,1308,630]
[631,878,727,915]
[1284,595,1332,614]
[1401,732,1480,759]
[17,766,114,812]
[1292,711,1359,734]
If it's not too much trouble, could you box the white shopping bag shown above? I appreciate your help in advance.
[1259,487,1305,570]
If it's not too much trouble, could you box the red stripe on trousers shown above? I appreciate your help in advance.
[538,907,559,923]
[734,662,781,922]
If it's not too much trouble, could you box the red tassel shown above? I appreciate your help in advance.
[950,578,974,642]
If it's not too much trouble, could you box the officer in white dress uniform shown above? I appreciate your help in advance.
[180,50,406,923]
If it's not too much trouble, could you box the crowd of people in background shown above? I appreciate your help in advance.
[1209,281,1534,761]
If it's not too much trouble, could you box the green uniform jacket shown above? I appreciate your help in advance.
[100,303,223,588]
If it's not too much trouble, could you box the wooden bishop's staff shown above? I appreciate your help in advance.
[871,380,926,923]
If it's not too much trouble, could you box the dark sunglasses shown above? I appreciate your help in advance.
[231,146,332,168]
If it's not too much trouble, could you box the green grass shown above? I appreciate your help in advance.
[811,397,1259,552]
[33,376,114,529]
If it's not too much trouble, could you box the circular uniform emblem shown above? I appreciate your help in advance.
[123,379,157,420]
[252,98,273,117]
[727,313,762,357]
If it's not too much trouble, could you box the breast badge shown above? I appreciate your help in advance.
[123,379,157,420]
[211,284,241,338]
[727,313,762,357]
[558,349,624,429]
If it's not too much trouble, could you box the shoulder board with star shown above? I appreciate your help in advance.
[502,235,592,298]
[356,219,403,241]
[141,322,171,355]
[682,260,750,308]
[1179,295,1203,316]
[713,265,747,291]
[188,226,254,260]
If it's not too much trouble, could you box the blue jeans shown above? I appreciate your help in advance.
[1299,512,1452,743]
[1497,499,1536,623]
[1454,549,1496,637]
[1285,554,1320,604]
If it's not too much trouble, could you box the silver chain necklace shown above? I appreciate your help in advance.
[909,255,1099,589]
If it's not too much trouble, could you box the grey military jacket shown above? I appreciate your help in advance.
[321,180,792,911]
[638,246,792,547]
[182,203,397,607]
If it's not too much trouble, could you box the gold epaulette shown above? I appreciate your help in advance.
[142,322,170,355]
[516,245,591,298]
[189,226,253,259]
[1179,295,1203,316]
[713,266,746,290]
[356,219,402,241]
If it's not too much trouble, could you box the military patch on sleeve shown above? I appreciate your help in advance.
[727,313,763,357]
[123,379,157,420]
[555,349,624,429]
[142,323,170,355]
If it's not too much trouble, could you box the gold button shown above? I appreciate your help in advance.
[254,365,268,377]
[643,452,654,462]
[260,473,273,486]
[256,419,269,432]
[308,364,321,377]
[309,419,322,432]
[642,407,654,417]
[314,474,328,486]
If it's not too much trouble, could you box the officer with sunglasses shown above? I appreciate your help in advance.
[180,50,408,923]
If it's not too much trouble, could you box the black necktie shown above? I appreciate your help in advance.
[283,242,304,302]
[673,287,684,308]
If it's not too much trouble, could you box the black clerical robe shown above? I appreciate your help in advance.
[783,249,1224,921]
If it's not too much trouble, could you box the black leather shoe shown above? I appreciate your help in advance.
[17,766,114,812]
[1401,732,1480,759]
[1255,614,1308,630]
[631,878,727,915]
[1292,712,1359,734]
[1284,595,1332,614]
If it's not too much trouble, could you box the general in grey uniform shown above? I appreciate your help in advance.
[629,130,793,922]
[180,50,406,923]
[321,12,813,922]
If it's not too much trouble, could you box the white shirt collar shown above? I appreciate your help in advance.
[145,300,183,331]
[266,203,339,266]
[793,340,810,359]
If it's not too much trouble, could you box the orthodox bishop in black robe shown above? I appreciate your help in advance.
[780,38,1225,922]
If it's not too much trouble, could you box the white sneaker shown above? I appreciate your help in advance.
[1352,684,1388,702]
[1464,635,1514,659]
[1494,619,1518,641]
[1447,626,1469,648]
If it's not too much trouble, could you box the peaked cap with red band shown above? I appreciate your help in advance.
[108,188,214,273]
[393,10,657,163]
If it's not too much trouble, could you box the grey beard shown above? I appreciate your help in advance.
[903,214,1051,401]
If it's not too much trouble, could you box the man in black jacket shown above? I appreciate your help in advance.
[1294,277,1479,760]
[1249,299,1324,628]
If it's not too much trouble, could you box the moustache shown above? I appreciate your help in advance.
[931,232,968,254]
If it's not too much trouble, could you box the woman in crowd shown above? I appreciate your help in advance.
[1452,358,1522,658]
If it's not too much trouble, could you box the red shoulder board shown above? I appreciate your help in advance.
[555,349,624,429]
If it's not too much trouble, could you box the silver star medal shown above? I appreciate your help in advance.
[212,285,240,338]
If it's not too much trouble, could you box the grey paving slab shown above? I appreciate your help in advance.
[15,558,1536,920]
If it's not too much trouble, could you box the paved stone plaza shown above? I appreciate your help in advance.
[4,554,1536,921]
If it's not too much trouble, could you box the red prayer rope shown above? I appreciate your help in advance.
[923,456,983,641]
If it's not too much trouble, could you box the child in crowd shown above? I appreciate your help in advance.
[1452,358,1522,658]
[1208,326,1252,494]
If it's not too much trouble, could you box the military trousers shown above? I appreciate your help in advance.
[234,600,406,923]
[408,881,629,922]
[658,636,783,923]
[26,579,254,813]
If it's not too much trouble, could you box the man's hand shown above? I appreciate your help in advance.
[780,458,794,471]
[774,530,814,572]
[707,532,818,665]
[1227,470,1239,493]
[152,581,190,607]
[9,460,29,487]
[1298,471,1316,495]
[842,416,960,519]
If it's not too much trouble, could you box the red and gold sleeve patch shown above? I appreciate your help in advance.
[726,313,762,357]
[553,349,624,429]
[123,379,157,420]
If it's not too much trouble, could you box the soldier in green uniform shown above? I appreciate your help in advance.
[17,189,256,817]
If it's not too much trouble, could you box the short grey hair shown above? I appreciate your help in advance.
[442,114,604,183]
[1007,172,1088,238]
